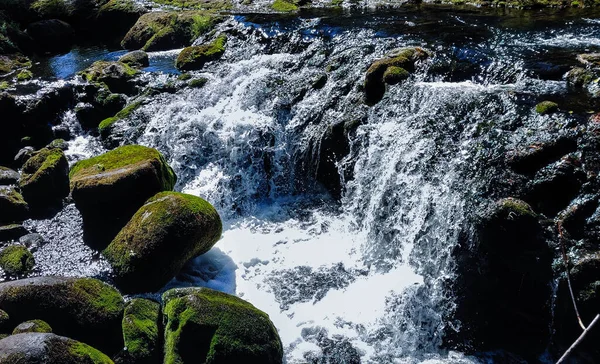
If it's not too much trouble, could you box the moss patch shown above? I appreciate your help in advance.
[12,319,52,334]
[16,69,32,81]
[497,197,537,219]
[68,340,114,364]
[97,99,143,137]
[19,147,69,206]
[175,34,226,71]
[189,77,208,88]
[0,245,34,276]
[271,0,298,11]
[0,54,31,75]
[535,101,558,115]
[122,298,160,361]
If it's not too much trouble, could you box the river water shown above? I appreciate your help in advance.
[19,6,600,363]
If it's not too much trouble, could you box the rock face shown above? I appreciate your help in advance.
[19,148,69,208]
[12,319,52,334]
[25,19,75,54]
[0,245,34,277]
[118,50,149,68]
[69,145,176,248]
[0,276,124,354]
[79,61,139,94]
[450,198,553,360]
[175,35,226,71]
[121,11,221,51]
[0,333,113,364]
[162,287,283,364]
[0,186,28,224]
[121,298,161,363]
[364,47,430,105]
[103,191,222,293]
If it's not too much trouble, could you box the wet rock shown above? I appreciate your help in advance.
[96,0,146,36]
[315,120,351,199]
[79,61,139,94]
[0,167,19,186]
[0,333,113,364]
[118,50,149,68]
[25,19,75,54]
[312,73,328,90]
[76,91,127,129]
[188,77,208,88]
[451,198,552,360]
[0,245,34,277]
[506,136,577,176]
[70,145,176,249]
[162,287,283,364]
[565,67,598,89]
[364,47,430,105]
[0,224,28,243]
[559,196,599,240]
[13,146,36,168]
[0,186,29,224]
[0,54,31,75]
[382,65,410,85]
[175,35,226,71]
[535,100,558,115]
[103,191,222,293]
[0,276,124,354]
[577,53,600,67]
[19,148,69,208]
[121,11,221,52]
[13,319,52,334]
[46,138,68,151]
[19,233,46,253]
[98,98,144,139]
[120,298,160,363]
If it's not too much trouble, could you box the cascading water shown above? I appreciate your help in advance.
[21,7,600,363]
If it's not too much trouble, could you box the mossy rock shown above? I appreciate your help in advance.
[364,47,430,105]
[12,319,52,334]
[121,298,160,363]
[0,276,124,354]
[0,333,114,364]
[121,11,221,52]
[577,53,600,67]
[0,54,31,75]
[151,0,232,10]
[46,138,68,150]
[566,67,597,88]
[175,34,226,71]
[0,245,34,277]
[79,61,139,94]
[0,186,29,224]
[70,145,176,249]
[271,0,298,11]
[383,66,409,85]
[97,99,144,138]
[188,77,208,88]
[162,287,283,364]
[19,148,69,208]
[535,101,558,115]
[0,167,19,186]
[103,191,222,293]
[118,50,149,69]
[16,69,32,82]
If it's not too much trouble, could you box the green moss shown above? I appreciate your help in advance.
[122,298,160,360]
[330,0,343,6]
[72,278,124,316]
[97,99,144,135]
[0,81,9,90]
[98,0,138,13]
[68,341,114,364]
[151,0,232,10]
[20,148,67,196]
[0,245,34,276]
[30,0,69,18]
[0,54,31,75]
[189,77,208,88]
[271,0,298,11]
[78,61,138,92]
[498,197,537,218]
[383,66,409,84]
[16,69,32,81]
[535,101,558,115]
[175,35,227,71]
[12,319,52,334]
[191,13,216,39]
[178,73,192,81]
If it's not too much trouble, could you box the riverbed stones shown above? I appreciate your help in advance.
[121,298,161,363]
[175,35,226,71]
[0,245,34,277]
[0,276,124,354]
[364,47,430,105]
[118,50,149,68]
[103,191,222,293]
[69,145,176,248]
[19,147,69,208]
[162,287,283,364]
[0,186,28,224]
[0,333,114,364]
[13,319,52,334]
[121,11,221,52]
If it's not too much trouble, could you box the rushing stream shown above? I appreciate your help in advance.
[18,6,600,363]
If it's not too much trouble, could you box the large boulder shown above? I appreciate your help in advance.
[12,319,52,334]
[162,287,283,364]
[175,34,226,71]
[118,50,149,68]
[103,191,222,293]
[364,47,430,105]
[0,245,34,277]
[69,145,176,248]
[449,198,553,360]
[121,11,221,51]
[0,276,125,354]
[0,186,28,224]
[120,298,161,363]
[19,147,69,208]
[25,19,75,54]
[79,61,139,94]
[0,333,113,364]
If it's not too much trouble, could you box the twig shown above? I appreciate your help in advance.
[556,314,600,364]
[557,221,586,330]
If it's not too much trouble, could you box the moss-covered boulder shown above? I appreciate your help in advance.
[19,148,69,208]
[364,47,430,105]
[565,67,597,88]
[0,333,114,364]
[0,276,124,354]
[0,245,34,277]
[121,11,221,52]
[12,319,52,334]
[0,54,31,75]
[96,0,146,36]
[383,66,409,85]
[162,287,283,364]
[121,298,160,363]
[577,52,600,67]
[79,61,139,94]
[0,167,19,186]
[25,19,75,54]
[175,34,226,71]
[103,191,222,293]
[535,101,558,115]
[118,50,149,68]
[271,0,298,11]
[69,145,176,248]
[0,186,28,224]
